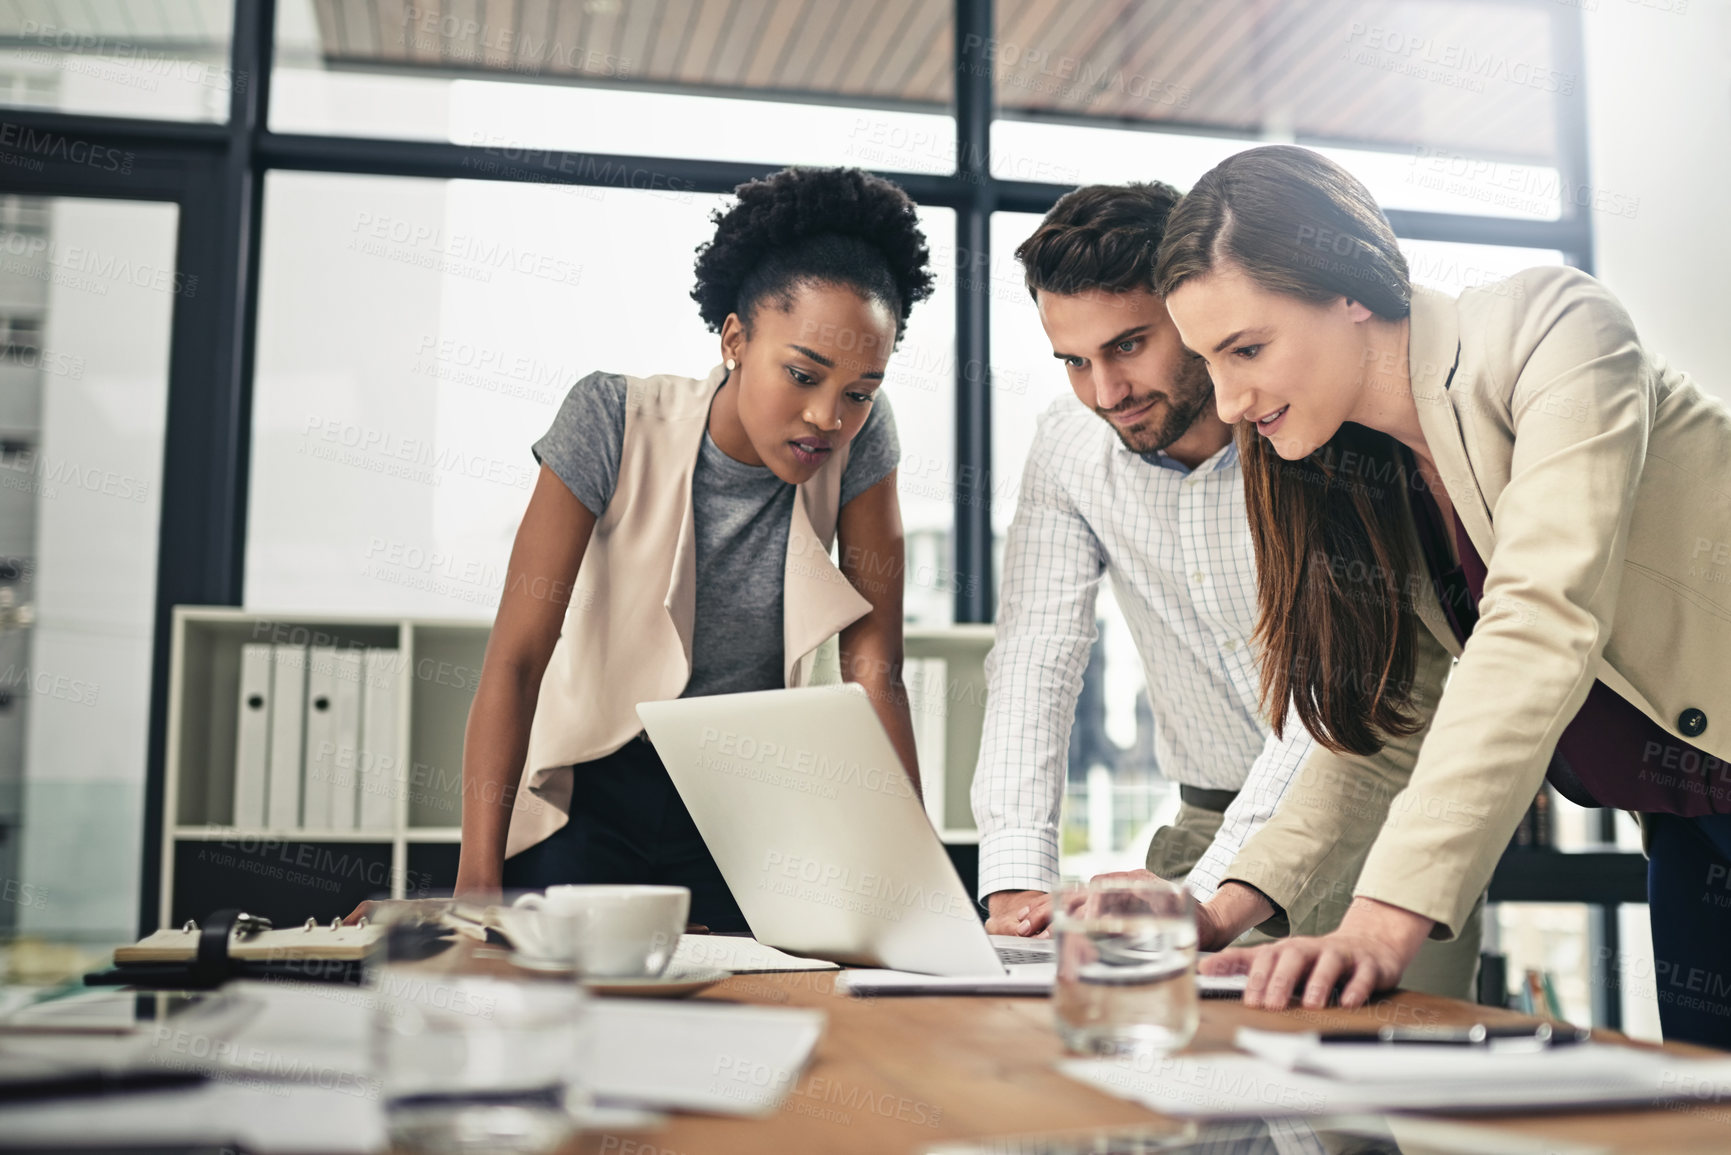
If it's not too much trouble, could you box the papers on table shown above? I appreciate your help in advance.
[0,1081,387,1154]
[924,1115,1613,1155]
[672,934,839,973]
[835,964,1248,997]
[584,999,825,1116]
[0,976,828,1154]
[203,981,825,1117]
[838,967,1054,995]
[1060,1025,1731,1118]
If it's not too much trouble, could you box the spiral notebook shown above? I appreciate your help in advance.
[114,924,383,964]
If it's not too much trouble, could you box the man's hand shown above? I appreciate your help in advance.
[1196,881,1276,951]
[1199,896,1434,1009]
[984,889,1052,936]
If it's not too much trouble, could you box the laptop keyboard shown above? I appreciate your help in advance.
[995,946,1053,966]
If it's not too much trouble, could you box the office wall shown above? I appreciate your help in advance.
[1585,2,1731,405]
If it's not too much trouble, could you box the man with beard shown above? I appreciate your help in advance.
[971,183,1480,997]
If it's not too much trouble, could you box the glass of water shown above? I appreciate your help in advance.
[1051,874,1199,1056]
[366,898,590,1155]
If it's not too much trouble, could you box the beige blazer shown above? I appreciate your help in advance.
[504,364,873,858]
[1226,266,1731,940]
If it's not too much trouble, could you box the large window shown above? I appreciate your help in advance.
[271,0,956,170]
[247,171,956,622]
[0,195,178,944]
[991,0,1570,165]
[0,2,234,122]
[244,0,1594,632]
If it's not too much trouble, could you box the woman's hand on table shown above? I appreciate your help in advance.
[340,899,377,926]
[1199,896,1434,1009]
[338,864,504,925]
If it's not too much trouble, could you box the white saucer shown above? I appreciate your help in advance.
[506,950,576,974]
[583,965,731,998]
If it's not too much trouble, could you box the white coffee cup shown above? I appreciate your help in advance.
[495,889,588,966]
[508,885,690,978]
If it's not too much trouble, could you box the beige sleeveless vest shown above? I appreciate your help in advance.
[504,363,874,857]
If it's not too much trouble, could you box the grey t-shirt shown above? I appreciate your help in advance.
[532,371,900,698]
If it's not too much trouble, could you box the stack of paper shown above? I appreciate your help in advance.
[1060,1026,1731,1117]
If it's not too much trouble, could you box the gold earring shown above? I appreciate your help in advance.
[725,357,737,372]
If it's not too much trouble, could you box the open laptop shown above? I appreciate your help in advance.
[638,684,1245,995]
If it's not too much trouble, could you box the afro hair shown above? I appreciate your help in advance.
[691,167,935,345]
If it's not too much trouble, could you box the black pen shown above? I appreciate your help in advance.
[1315,1022,1590,1046]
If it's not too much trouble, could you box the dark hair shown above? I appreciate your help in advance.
[691,167,934,346]
[1154,145,1421,757]
[1014,182,1183,298]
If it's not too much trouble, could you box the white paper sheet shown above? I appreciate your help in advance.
[1236,1025,1654,1083]
[211,982,827,1116]
[836,966,1054,995]
[41,981,823,1105]
[672,934,839,973]
[1060,1039,1731,1118]
[0,1082,388,1154]
[582,999,826,1116]
[836,967,1247,997]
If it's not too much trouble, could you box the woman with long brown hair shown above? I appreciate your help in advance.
[1153,144,1731,1047]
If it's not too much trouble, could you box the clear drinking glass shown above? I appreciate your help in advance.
[365,898,590,1155]
[1051,874,1200,1056]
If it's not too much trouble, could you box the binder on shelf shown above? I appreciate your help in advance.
[302,647,339,830]
[232,644,273,827]
[202,646,239,831]
[266,645,308,829]
[358,648,401,831]
[906,657,949,828]
[329,649,364,830]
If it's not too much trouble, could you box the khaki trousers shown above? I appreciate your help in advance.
[1145,799,1484,1001]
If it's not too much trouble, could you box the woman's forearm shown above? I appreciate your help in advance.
[879,674,922,799]
[455,659,545,889]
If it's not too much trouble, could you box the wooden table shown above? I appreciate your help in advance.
[556,970,1729,1155]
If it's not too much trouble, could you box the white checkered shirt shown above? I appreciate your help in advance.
[971,399,1315,901]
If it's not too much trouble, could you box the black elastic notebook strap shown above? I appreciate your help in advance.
[191,908,243,987]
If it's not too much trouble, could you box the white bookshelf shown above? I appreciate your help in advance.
[904,624,995,843]
[160,608,998,927]
[160,607,490,928]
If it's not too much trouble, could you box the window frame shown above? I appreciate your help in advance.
[0,0,1599,960]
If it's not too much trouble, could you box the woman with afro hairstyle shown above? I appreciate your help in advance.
[453,167,936,931]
